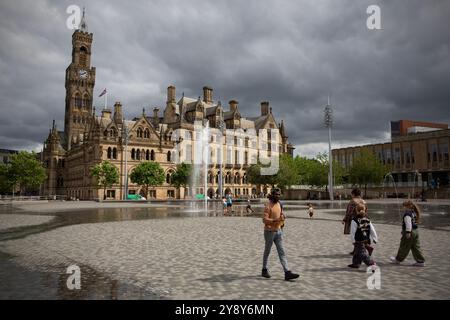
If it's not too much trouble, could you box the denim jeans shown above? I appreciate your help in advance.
[262,229,289,272]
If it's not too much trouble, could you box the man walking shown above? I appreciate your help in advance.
[261,188,299,281]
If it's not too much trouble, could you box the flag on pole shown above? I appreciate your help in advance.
[99,88,107,97]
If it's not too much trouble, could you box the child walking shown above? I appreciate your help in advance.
[222,197,228,215]
[307,203,314,218]
[390,201,425,266]
[348,203,378,268]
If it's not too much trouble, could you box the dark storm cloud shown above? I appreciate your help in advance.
[0,0,449,156]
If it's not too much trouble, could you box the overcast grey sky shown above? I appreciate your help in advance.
[0,0,449,157]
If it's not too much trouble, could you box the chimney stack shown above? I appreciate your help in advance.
[101,108,112,119]
[113,101,123,123]
[167,85,176,103]
[153,107,159,119]
[261,101,269,116]
[203,86,213,104]
[229,100,238,112]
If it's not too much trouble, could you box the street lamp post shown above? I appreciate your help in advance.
[324,96,334,202]
[218,108,225,198]
[122,120,129,200]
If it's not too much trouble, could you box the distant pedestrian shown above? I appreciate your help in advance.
[261,188,299,281]
[348,203,378,269]
[226,193,233,213]
[222,197,228,215]
[246,199,254,214]
[307,203,314,218]
[390,201,425,267]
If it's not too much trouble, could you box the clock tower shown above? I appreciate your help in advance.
[64,9,96,150]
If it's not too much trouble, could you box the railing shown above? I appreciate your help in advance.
[0,195,67,201]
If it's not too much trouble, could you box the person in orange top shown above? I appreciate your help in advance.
[261,188,300,281]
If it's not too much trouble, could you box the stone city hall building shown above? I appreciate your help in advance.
[41,14,294,200]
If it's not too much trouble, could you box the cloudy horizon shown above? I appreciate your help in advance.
[1,0,449,158]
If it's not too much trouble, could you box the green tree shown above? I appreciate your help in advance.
[273,154,299,192]
[90,161,119,200]
[247,163,277,189]
[171,162,192,198]
[348,149,388,197]
[130,161,165,199]
[0,163,14,194]
[293,153,346,190]
[8,151,46,195]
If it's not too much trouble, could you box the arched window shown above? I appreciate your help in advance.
[144,128,150,138]
[82,94,89,109]
[107,147,112,159]
[209,172,214,184]
[151,150,155,161]
[74,93,82,108]
[167,151,171,162]
[226,172,231,184]
[166,173,171,184]
[136,149,141,160]
[137,128,143,138]
[113,148,117,159]
[79,46,87,66]
[146,150,150,161]
[131,149,135,160]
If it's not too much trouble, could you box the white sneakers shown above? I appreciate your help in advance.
[389,256,426,267]
[412,262,425,267]
[390,256,401,264]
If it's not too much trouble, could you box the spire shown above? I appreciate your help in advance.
[80,7,88,32]
[327,94,330,106]
[280,119,287,138]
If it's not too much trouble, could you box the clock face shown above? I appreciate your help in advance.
[78,69,88,79]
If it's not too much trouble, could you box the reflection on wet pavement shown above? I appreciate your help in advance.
[1,200,449,299]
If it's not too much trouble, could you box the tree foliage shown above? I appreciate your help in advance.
[348,149,388,196]
[4,151,47,195]
[90,161,119,200]
[130,161,165,199]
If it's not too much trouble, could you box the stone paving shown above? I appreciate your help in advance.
[1,205,449,300]
[0,214,54,231]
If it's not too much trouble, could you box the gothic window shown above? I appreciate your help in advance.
[136,149,141,160]
[82,94,90,109]
[107,147,112,159]
[146,150,150,161]
[137,128,143,138]
[74,93,82,108]
[113,148,117,159]
[167,151,171,162]
[131,149,135,160]
[79,46,88,66]
[151,150,155,161]
[144,128,150,138]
